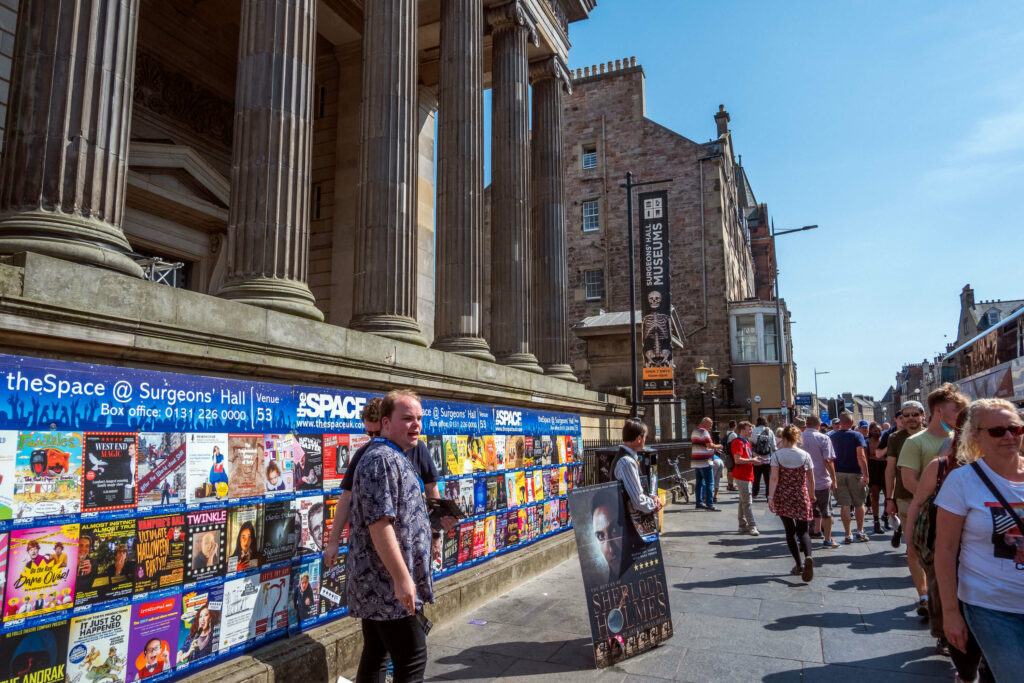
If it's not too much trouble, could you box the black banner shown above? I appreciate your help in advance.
[639,190,674,399]
[568,482,673,668]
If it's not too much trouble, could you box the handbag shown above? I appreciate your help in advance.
[911,456,948,565]
[971,461,1024,537]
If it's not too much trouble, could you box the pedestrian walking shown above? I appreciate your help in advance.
[690,417,722,511]
[768,424,816,582]
[935,398,1024,683]
[803,415,839,548]
[723,420,739,491]
[751,416,776,501]
[829,412,869,543]
[866,421,887,534]
[348,390,434,683]
[876,412,905,532]
[730,421,759,536]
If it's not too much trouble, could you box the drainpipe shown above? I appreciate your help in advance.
[688,151,723,340]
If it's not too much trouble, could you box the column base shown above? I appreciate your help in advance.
[495,352,543,375]
[431,336,495,362]
[219,277,325,322]
[350,314,428,348]
[0,210,144,278]
[543,364,577,383]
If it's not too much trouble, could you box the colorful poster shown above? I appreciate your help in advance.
[493,435,506,471]
[261,500,294,565]
[457,477,473,517]
[291,556,319,627]
[82,433,137,512]
[318,554,346,617]
[504,510,519,546]
[135,513,186,593]
[471,520,485,559]
[456,523,472,565]
[0,431,17,520]
[540,436,554,466]
[482,436,497,471]
[292,495,324,557]
[473,478,486,515]
[506,435,526,469]
[128,593,181,681]
[219,575,257,649]
[495,514,507,551]
[533,470,544,501]
[252,567,289,640]
[456,436,472,473]
[225,435,264,499]
[524,471,534,503]
[322,494,344,551]
[426,436,444,478]
[176,584,222,670]
[322,434,348,490]
[1,618,71,683]
[568,481,673,668]
[184,509,227,584]
[484,516,496,555]
[261,434,294,494]
[185,433,229,504]
[515,472,527,505]
[443,436,461,476]
[76,519,135,606]
[505,473,518,508]
[137,432,185,509]
[226,505,264,575]
[557,435,568,465]
[293,435,322,491]
[13,431,83,519]
[485,476,497,512]
[68,605,131,683]
[441,527,458,571]
[5,524,77,621]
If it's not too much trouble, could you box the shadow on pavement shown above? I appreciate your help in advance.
[674,574,790,591]
[428,637,595,680]
[763,646,950,682]
[762,604,922,633]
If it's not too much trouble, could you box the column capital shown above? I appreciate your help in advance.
[486,1,539,47]
[529,55,573,94]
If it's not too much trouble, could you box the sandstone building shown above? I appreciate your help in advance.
[560,60,796,434]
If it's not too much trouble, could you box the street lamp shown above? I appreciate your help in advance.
[814,368,829,412]
[707,370,721,441]
[694,360,711,419]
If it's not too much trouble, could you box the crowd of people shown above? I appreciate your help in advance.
[693,383,1024,683]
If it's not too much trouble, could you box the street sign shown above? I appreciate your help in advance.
[821,410,830,425]
[795,394,813,407]
[639,190,674,400]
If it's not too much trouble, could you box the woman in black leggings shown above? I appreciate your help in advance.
[768,425,816,582]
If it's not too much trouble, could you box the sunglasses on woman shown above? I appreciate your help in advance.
[977,425,1024,438]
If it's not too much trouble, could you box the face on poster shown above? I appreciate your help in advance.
[137,432,185,509]
[226,505,264,574]
[186,433,229,503]
[185,509,227,583]
[261,499,295,565]
[322,434,348,490]
[83,433,137,512]
[177,585,222,669]
[128,594,181,681]
[14,431,83,519]
[135,514,186,593]
[292,495,324,557]
[0,431,17,519]
[293,435,322,491]
[226,435,264,499]
[262,434,294,494]
[5,524,78,622]
[1,618,71,683]
[68,605,131,683]
[76,519,136,606]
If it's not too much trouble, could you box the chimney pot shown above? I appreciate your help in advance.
[630,56,636,66]
[600,63,606,73]
[584,66,590,76]
[615,59,622,70]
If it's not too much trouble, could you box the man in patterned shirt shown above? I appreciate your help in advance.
[349,389,433,682]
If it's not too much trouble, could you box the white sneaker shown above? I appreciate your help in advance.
[749,528,760,536]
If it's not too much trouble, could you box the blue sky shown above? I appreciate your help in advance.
[560,0,1024,401]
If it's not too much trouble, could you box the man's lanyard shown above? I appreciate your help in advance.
[370,437,426,493]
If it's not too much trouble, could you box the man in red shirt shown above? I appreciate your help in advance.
[731,421,760,536]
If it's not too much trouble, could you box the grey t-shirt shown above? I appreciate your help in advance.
[348,439,433,621]
[771,446,813,471]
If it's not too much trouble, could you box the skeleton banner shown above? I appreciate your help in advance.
[639,191,675,399]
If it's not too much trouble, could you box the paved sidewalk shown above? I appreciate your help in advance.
[422,487,953,682]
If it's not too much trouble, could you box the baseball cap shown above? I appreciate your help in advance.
[857,420,869,428]
[901,400,925,414]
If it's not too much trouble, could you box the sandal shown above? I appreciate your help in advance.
[790,565,802,575]
[801,557,814,582]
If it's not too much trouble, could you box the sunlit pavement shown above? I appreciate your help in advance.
[422,487,952,682]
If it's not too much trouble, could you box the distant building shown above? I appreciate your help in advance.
[956,284,1024,346]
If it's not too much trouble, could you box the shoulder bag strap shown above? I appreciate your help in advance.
[971,461,1024,536]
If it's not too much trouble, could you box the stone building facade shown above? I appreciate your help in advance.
[561,59,795,434]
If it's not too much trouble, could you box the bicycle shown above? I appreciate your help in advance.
[668,455,691,504]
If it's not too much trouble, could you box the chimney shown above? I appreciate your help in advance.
[714,104,730,137]
[960,284,975,310]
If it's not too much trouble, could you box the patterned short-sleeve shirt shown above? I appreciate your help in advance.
[348,439,434,621]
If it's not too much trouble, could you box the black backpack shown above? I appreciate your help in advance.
[752,429,774,456]
[721,432,736,469]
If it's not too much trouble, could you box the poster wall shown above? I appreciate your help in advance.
[567,482,673,668]
[0,353,584,683]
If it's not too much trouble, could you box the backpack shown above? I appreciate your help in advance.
[912,456,949,566]
[752,429,774,456]
[721,432,736,469]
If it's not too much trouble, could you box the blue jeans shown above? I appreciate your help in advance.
[962,602,1024,683]
[694,466,714,508]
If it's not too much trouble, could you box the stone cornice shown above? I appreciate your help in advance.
[486,1,539,47]
[529,55,572,94]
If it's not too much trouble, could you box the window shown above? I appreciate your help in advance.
[584,269,604,301]
[735,315,757,362]
[763,314,779,362]
[582,200,600,232]
[582,145,598,170]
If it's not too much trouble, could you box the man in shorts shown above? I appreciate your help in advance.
[803,415,838,547]
[884,400,927,611]
[829,412,868,543]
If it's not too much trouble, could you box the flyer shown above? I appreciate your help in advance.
[425,436,444,478]
[318,553,346,617]
[471,520,485,560]
[225,435,264,499]
[137,432,185,509]
[456,523,472,565]
[473,478,486,515]
[506,435,526,469]
[493,435,506,470]
[457,477,474,516]
[322,494,344,550]
[127,593,181,681]
[82,433,137,512]
[5,524,77,621]
[525,435,536,467]
[557,435,568,465]
[495,514,507,552]
[540,436,554,466]
[441,527,458,571]
[185,433,229,504]
[176,584,222,670]
[456,437,472,473]
[482,436,497,471]
[505,473,518,508]
[484,516,496,555]
[184,508,227,584]
[504,510,519,546]
[225,504,264,575]
[290,556,319,627]
[443,436,460,476]
[0,618,71,683]
[515,471,527,505]
[292,495,324,557]
[261,434,294,495]
[321,434,348,490]
[293,435,322,491]
[14,431,83,519]
[76,518,136,606]
[219,574,258,650]
[67,605,131,683]
[251,567,289,640]
[534,470,545,500]
[0,431,17,520]
[261,500,294,565]
[135,513,186,593]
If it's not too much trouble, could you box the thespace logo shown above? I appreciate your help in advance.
[494,409,523,428]
[297,391,367,420]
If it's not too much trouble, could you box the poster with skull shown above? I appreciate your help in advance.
[639,191,675,399]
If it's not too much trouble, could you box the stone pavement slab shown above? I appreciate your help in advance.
[422,488,953,681]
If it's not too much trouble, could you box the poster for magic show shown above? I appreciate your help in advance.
[568,482,673,669]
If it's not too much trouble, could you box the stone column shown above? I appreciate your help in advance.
[0,0,143,278]
[488,1,541,374]
[219,0,323,321]
[350,0,426,346]
[431,0,493,361]
[530,56,576,382]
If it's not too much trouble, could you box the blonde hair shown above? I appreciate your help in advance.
[956,398,1019,465]
[781,424,802,446]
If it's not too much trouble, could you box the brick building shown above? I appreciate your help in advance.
[561,58,795,436]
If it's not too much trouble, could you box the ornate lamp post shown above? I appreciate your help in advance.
[694,360,711,421]
[707,370,721,442]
